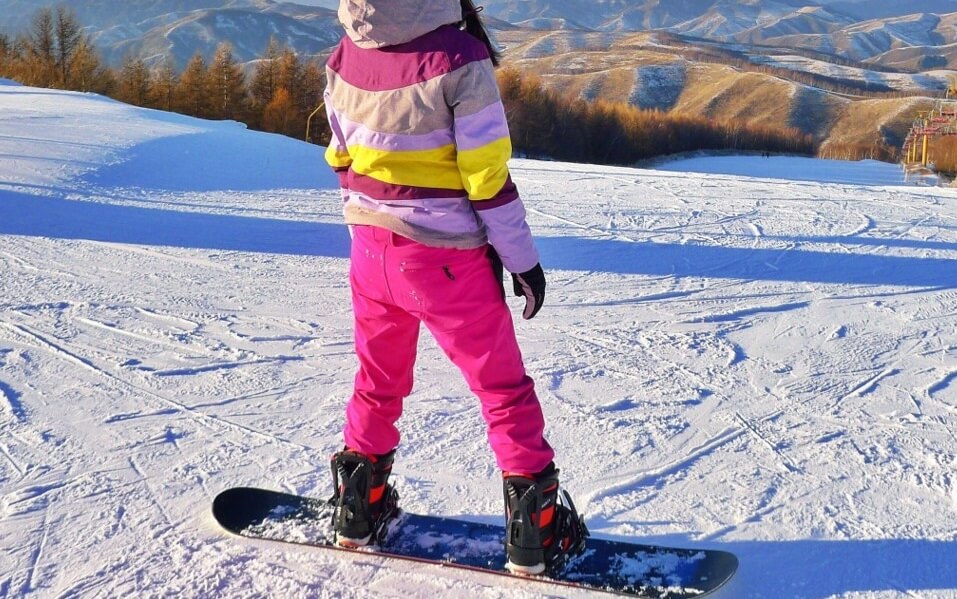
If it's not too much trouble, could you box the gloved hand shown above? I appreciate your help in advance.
[511,263,546,320]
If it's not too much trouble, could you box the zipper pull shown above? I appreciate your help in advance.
[443,266,456,280]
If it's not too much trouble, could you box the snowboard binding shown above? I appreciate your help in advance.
[330,449,399,547]
[503,464,589,576]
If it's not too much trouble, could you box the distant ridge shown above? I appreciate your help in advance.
[2,0,954,158]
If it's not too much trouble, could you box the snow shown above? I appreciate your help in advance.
[655,155,907,186]
[630,62,687,111]
[2,83,957,598]
[747,53,955,93]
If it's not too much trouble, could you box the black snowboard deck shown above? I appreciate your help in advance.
[212,486,737,598]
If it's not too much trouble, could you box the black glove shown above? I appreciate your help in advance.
[511,263,546,320]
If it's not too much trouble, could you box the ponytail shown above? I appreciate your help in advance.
[459,0,501,66]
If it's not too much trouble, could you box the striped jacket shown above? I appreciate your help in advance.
[324,0,539,273]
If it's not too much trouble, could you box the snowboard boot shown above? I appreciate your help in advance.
[330,448,398,547]
[502,462,589,575]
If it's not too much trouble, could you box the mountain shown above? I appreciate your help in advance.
[481,0,817,33]
[0,0,340,68]
[1,0,264,34]
[4,0,957,72]
[729,6,856,44]
[96,4,341,67]
[498,28,942,152]
[3,0,956,153]
[744,12,957,65]
[825,0,957,20]
[479,0,957,72]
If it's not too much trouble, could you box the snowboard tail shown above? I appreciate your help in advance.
[212,486,737,598]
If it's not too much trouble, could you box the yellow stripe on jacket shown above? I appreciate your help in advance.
[457,137,513,200]
[332,137,513,200]
[325,144,352,170]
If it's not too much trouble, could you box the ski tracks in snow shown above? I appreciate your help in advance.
[509,159,957,562]
[0,229,362,596]
[1,108,957,598]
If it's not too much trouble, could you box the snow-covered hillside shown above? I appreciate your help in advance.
[747,53,953,92]
[2,83,957,598]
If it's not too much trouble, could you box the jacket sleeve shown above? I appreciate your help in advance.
[445,58,540,274]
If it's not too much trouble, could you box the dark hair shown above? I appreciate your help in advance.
[459,0,501,66]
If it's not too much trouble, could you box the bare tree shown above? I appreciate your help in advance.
[0,33,11,65]
[54,6,82,87]
[25,7,56,86]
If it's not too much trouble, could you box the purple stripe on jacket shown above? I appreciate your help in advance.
[472,176,520,210]
[328,26,489,92]
[454,102,511,151]
[340,113,455,152]
[348,172,466,201]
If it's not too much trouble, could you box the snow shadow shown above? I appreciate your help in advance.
[538,236,957,288]
[719,232,957,254]
[654,156,907,187]
[81,128,338,193]
[0,190,350,258]
[2,190,954,288]
[720,538,957,598]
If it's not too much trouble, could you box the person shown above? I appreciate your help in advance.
[322,0,587,574]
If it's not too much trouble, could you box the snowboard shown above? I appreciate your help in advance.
[212,487,737,598]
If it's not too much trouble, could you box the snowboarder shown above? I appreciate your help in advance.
[322,0,587,575]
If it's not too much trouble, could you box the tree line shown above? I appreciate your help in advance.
[0,6,331,142]
[497,68,817,164]
[0,7,112,94]
[818,141,900,163]
[2,6,819,167]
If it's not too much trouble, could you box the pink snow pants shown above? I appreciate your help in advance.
[343,225,554,474]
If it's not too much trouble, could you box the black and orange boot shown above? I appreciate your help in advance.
[502,462,588,575]
[330,448,398,547]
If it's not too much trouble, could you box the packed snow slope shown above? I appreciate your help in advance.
[2,81,957,599]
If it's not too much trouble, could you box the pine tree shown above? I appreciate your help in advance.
[250,37,282,125]
[302,60,328,143]
[69,36,112,94]
[176,53,212,118]
[276,48,303,107]
[208,42,246,121]
[261,87,296,135]
[274,49,308,136]
[116,54,151,106]
[149,57,178,112]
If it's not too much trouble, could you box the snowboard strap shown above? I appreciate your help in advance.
[505,474,589,575]
[330,451,399,545]
[548,489,589,573]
